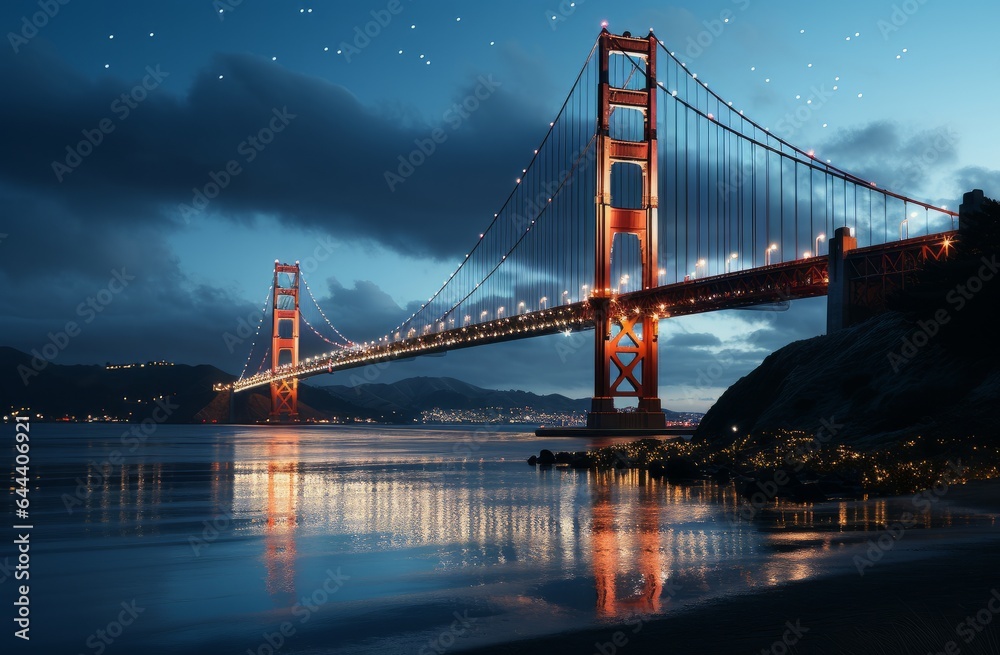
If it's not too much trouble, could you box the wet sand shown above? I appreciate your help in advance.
[460,480,1000,655]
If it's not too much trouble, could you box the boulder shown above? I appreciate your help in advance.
[709,466,733,484]
[554,451,573,465]
[647,460,667,478]
[788,481,827,503]
[665,456,701,481]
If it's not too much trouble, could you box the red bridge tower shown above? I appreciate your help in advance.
[270,261,300,421]
[588,29,666,430]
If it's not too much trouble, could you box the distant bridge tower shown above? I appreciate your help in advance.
[270,261,300,421]
[588,29,666,430]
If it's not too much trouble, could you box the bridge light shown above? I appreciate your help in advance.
[900,215,913,240]
[765,243,778,266]
[726,253,738,273]
[815,234,826,256]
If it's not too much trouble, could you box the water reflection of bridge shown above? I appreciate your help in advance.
[220,435,862,616]
[76,433,963,618]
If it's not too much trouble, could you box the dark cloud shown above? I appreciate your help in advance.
[665,332,723,348]
[0,45,550,262]
[731,297,827,352]
[820,120,960,196]
[953,166,1000,200]
[313,277,421,340]
[0,42,570,374]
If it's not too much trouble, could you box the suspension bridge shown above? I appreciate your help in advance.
[222,28,970,429]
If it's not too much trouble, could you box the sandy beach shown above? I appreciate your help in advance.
[461,480,1000,655]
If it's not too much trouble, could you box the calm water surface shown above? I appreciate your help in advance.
[9,424,999,654]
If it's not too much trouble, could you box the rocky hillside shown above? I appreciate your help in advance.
[696,196,1000,449]
[694,311,1000,448]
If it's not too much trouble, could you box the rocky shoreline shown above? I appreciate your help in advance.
[527,428,1000,501]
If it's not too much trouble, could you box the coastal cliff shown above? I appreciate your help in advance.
[696,196,1000,450]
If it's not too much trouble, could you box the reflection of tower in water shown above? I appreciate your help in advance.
[262,433,300,604]
[591,469,663,617]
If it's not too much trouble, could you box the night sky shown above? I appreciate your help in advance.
[2,0,998,411]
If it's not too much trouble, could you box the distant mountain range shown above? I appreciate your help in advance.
[319,377,587,414]
[1,347,701,424]
[0,346,227,423]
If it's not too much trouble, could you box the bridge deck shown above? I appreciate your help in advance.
[232,231,955,392]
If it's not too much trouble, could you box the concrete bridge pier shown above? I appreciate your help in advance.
[959,188,985,231]
[826,226,858,333]
[827,189,983,334]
